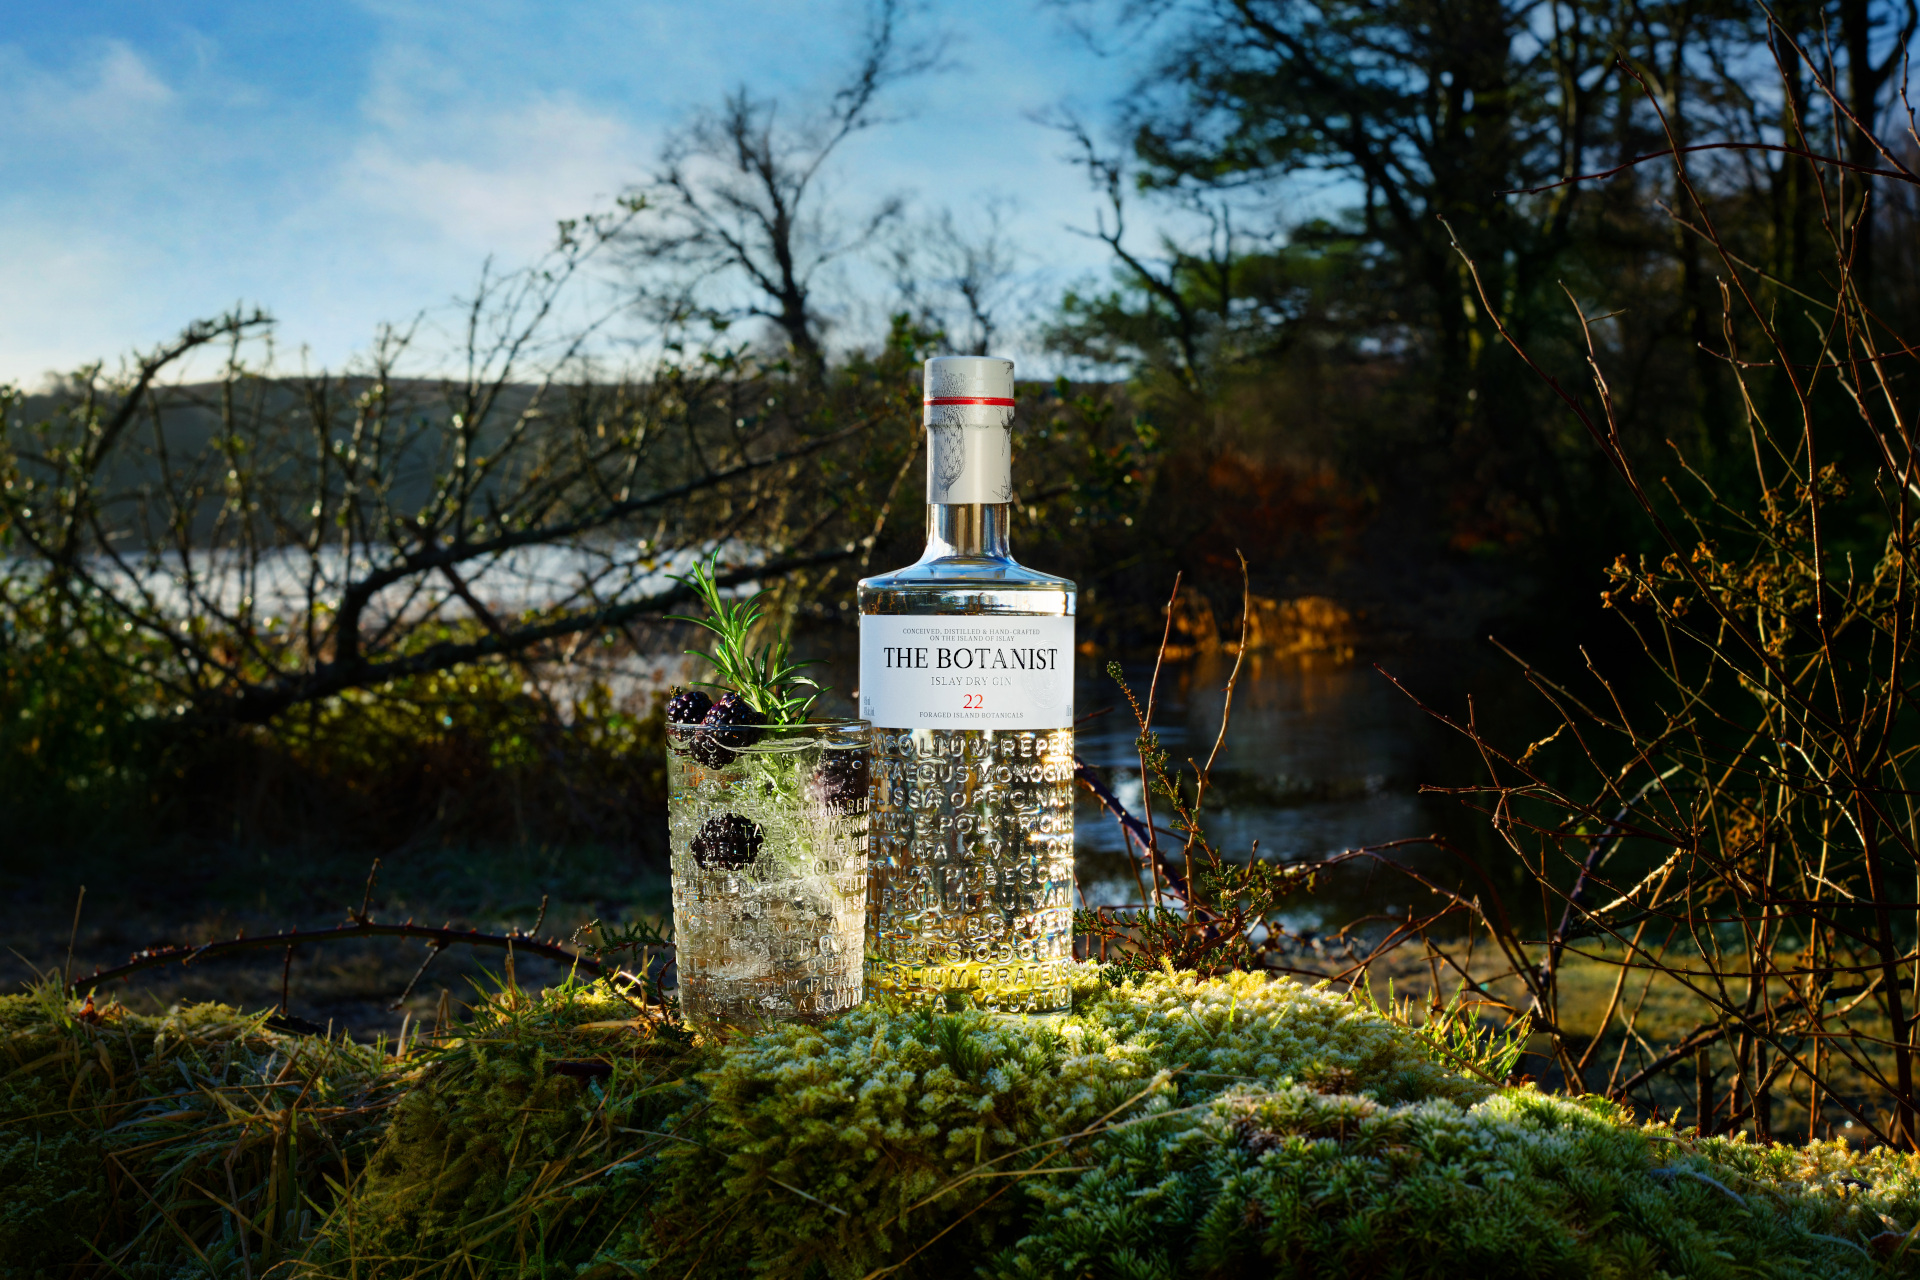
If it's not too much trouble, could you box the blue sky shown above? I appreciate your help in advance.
[0,1,1151,383]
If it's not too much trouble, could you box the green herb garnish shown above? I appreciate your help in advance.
[666,552,822,724]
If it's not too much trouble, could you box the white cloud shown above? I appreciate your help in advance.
[341,93,641,257]
[0,39,178,173]
[0,2,1153,384]
[34,38,170,116]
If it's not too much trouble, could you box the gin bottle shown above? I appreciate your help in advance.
[858,356,1076,1015]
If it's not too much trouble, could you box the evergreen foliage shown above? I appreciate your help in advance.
[6,967,1920,1278]
[667,551,822,724]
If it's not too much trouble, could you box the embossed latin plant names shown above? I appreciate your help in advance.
[858,356,1077,1016]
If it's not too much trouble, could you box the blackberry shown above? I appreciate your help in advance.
[690,811,764,869]
[811,750,869,814]
[665,688,713,725]
[692,693,765,767]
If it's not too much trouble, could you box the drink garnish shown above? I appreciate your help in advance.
[667,552,822,725]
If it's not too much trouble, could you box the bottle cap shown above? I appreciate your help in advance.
[923,356,1014,504]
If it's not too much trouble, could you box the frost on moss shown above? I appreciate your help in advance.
[635,1002,1165,1277]
[632,966,1502,1277]
[0,1075,105,1279]
[8,966,1920,1279]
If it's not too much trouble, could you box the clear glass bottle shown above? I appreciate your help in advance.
[858,356,1077,1015]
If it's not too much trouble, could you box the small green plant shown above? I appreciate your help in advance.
[667,552,822,723]
[1075,564,1324,979]
[570,915,676,1009]
[1350,977,1530,1085]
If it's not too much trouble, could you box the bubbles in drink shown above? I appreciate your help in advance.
[668,725,868,1026]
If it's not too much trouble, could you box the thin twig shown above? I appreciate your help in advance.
[72,921,606,994]
[353,859,382,926]
[64,885,86,989]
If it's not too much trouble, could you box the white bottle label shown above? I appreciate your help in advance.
[859,614,1074,730]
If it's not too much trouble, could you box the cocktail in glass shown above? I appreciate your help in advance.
[666,718,869,1027]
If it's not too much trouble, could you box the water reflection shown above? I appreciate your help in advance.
[1072,646,1512,920]
[807,630,1532,927]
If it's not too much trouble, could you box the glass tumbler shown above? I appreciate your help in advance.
[666,718,869,1027]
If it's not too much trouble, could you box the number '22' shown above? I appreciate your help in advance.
[962,694,983,710]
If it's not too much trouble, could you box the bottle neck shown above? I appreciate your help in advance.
[924,503,1012,560]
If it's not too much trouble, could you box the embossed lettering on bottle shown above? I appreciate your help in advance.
[858,356,1077,1016]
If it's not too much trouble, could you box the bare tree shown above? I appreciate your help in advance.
[891,201,1026,355]
[1834,0,1920,285]
[1390,41,1920,1146]
[619,0,939,380]
[0,221,892,730]
[1041,111,1251,397]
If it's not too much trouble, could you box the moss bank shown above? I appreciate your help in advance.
[3,968,1918,1278]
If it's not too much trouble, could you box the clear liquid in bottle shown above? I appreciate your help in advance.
[858,357,1077,1015]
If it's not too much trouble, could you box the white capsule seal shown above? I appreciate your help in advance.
[923,355,1015,504]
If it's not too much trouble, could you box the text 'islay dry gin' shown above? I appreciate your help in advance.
[858,356,1076,1016]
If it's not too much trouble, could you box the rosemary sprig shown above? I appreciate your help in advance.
[666,552,822,724]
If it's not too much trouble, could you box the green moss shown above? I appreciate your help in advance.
[1074,966,1498,1106]
[4,968,1920,1279]
[0,1075,107,1279]
[990,1087,1918,1279]
[637,1003,1162,1277]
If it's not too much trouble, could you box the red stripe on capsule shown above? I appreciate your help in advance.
[924,396,1016,406]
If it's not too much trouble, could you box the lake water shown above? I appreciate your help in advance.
[801,631,1542,924]
[1066,641,1542,925]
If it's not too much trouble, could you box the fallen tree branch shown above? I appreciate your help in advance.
[70,920,627,994]
[207,545,859,725]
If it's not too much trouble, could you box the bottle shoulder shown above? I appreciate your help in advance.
[859,555,1077,617]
